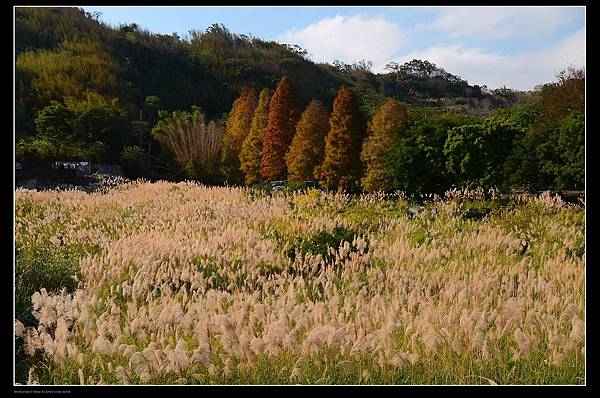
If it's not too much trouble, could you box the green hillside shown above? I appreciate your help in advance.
[14,7,583,193]
[15,8,524,137]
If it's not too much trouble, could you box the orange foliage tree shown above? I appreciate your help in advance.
[221,87,257,184]
[361,98,409,192]
[239,88,272,185]
[285,100,329,182]
[260,76,299,181]
[316,86,366,191]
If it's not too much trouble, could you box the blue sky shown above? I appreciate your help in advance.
[83,6,585,91]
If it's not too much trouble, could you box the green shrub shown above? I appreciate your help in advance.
[14,241,102,384]
[15,241,102,326]
[286,226,365,264]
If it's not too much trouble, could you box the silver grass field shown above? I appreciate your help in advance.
[14,181,585,385]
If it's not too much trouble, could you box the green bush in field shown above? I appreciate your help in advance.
[14,240,102,384]
[120,145,147,179]
[285,226,364,264]
[15,241,102,326]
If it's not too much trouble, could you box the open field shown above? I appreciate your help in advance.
[15,181,585,384]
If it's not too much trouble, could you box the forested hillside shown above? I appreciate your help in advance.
[15,7,584,193]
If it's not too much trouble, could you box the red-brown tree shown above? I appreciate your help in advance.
[260,76,299,181]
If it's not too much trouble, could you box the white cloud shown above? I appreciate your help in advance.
[393,29,585,90]
[278,15,406,71]
[422,7,580,40]
[276,10,584,90]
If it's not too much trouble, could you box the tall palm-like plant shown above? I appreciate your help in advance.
[152,106,224,182]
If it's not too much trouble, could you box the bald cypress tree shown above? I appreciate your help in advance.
[285,100,329,182]
[240,88,272,185]
[316,86,366,191]
[260,76,299,181]
[221,87,257,184]
[361,98,408,192]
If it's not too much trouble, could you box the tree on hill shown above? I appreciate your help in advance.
[240,88,272,185]
[537,111,584,191]
[383,112,473,195]
[502,68,585,191]
[536,66,584,125]
[221,87,257,184]
[260,76,299,181]
[444,119,522,189]
[316,86,366,191]
[16,92,128,162]
[285,100,330,182]
[361,98,408,192]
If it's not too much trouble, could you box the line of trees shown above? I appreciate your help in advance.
[150,67,584,194]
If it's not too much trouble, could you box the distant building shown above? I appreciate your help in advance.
[52,161,91,176]
[15,160,93,188]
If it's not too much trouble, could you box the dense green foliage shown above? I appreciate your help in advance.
[541,112,585,190]
[444,120,523,189]
[16,93,129,162]
[381,67,584,195]
[384,113,474,195]
[285,225,361,264]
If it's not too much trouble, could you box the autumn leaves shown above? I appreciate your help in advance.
[222,76,409,191]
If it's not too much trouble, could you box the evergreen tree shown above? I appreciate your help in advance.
[383,113,469,195]
[444,120,522,188]
[538,111,585,190]
[240,88,272,185]
[16,93,129,162]
[316,86,366,191]
[285,100,329,182]
[221,87,257,184]
[361,98,408,192]
[260,76,299,181]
